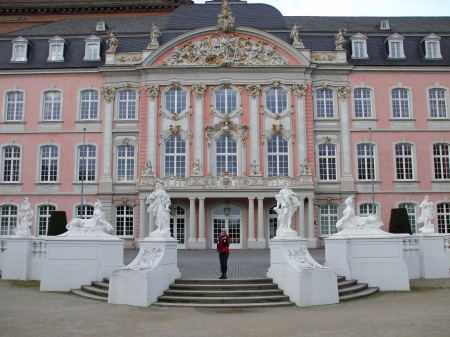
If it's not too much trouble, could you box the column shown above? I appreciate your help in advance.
[188,197,197,247]
[247,85,261,175]
[197,197,206,248]
[337,86,354,190]
[307,196,317,248]
[298,197,306,238]
[146,85,159,170]
[257,197,266,247]
[294,84,308,164]
[192,84,206,175]
[99,86,115,193]
[247,197,256,248]
[139,199,147,239]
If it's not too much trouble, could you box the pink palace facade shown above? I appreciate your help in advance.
[0,1,449,248]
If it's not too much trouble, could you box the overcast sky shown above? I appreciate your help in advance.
[195,0,450,16]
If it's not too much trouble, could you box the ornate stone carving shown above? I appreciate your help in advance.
[144,84,160,99]
[286,247,327,270]
[290,24,305,49]
[337,86,351,99]
[335,29,347,51]
[191,84,207,99]
[117,55,142,63]
[106,30,118,52]
[148,23,161,49]
[217,0,236,33]
[274,187,300,237]
[192,159,202,176]
[15,198,33,236]
[417,196,436,234]
[246,84,261,97]
[311,52,337,62]
[101,86,116,103]
[292,82,308,97]
[169,124,182,135]
[205,115,248,146]
[163,34,287,67]
[146,183,172,238]
[299,160,312,175]
[142,160,154,176]
[250,160,261,175]
[121,247,163,271]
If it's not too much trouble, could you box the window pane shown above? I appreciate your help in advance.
[266,88,288,114]
[80,90,98,119]
[215,88,237,114]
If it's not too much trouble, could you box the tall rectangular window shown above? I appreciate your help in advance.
[318,144,337,180]
[399,203,417,234]
[5,91,24,121]
[2,146,20,182]
[116,205,134,236]
[429,89,447,118]
[42,91,62,121]
[319,204,339,236]
[267,135,289,177]
[315,89,334,118]
[79,90,99,120]
[437,203,450,234]
[353,88,372,118]
[0,205,17,235]
[78,145,96,182]
[357,143,375,180]
[38,205,56,236]
[118,90,137,120]
[395,143,414,180]
[40,145,58,182]
[433,143,450,180]
[392,88,410,118]
[117,145,135,181]
[164,135,186,178]
[389,41,403,58]
[216,135,237,176]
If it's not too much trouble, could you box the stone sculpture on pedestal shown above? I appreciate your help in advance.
[274,187,300,238]
[417,196,436,234]
[146,182,171,238]
[15,197,33,236]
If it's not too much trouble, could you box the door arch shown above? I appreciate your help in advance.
[211,204,243,249]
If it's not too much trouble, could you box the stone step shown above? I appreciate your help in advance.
[91,281,109,290]
[158,295,290,304]
[81,285,109,297]
[338,279,358,289]
[174,278,273,285]
[103,277,110,284]
[71,289,108,302]
[339,287,379,302]
[153,301,295,308]
[338,283,368,296]
[163,288,284,297]
[337,275,346,282]
[169,283,279,291]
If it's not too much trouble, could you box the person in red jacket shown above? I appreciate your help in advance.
[217,228,230,279]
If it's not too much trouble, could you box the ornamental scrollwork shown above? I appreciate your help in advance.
[205,115,248,146]
[191,84,207,99]
[101,86,116,103]
[337,86,351,99]
[144,84,160,100]
[292,82,308,97]
[217,0,236,33]
[246,84,261,97]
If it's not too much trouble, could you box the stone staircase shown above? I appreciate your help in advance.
[71,275,379,306]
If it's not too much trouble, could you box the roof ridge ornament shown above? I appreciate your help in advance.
[217,0,236,33]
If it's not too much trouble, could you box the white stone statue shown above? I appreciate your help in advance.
[335,28,347,51]
[290,24,305,49]
[121,247,162,271]
[334,195,388,236]
[147,23,161,49]
[417,196,436,234]
[60,200,114,237]
[106,30,118,52]
[192,159,202,176]
[142,160,154,176]
[146,182,172,238]
[15,197,33,236]
[274,187,300,237]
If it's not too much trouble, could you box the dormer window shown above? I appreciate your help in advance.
[84,35,101,61]
[386,33,405,59]
[10,36,28,62]
[96,20,106,32]
[47,36,65,62]
[423,34,442,59]
[350,33,368,59]
[380,20,390,31]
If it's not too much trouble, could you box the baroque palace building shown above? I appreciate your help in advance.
[0,0,449,248]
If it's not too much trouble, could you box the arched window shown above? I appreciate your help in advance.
[38,204,56,236]
[268,206,278,239]
[433,143,450,180]
[42,90,62,121]
[266,88,287,114]
[165,135,186,177]
[391,88,410,118]
[359,203,377,216]
[399,203,417,234]
[79,89,99,120]
[39,145,58,182]
[0,204,17,235]
[116,205,134,237]
[5,91,24,121]
[165,88,187,115]
[395,143,414,180]
[319,204,339,236]
[76,204,94,219]
[117,89,137,120]
[170,205,186,245]
[357,143,375,180]
[267,135,288,177]
[2,145,20,182]
[315,88,334,118]
[318,143,337,180]
[117,145,135,181]
[78,145,96,182]
[216,135,237,176]
[353,88,372,118]
[215,88,237,114]
[437,203,450,234]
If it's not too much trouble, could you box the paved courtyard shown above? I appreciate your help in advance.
[124,249,325,279]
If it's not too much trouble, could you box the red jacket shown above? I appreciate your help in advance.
[217,234,230,253]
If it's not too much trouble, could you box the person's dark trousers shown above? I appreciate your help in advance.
[219,252,229,277]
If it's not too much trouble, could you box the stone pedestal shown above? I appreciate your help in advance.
[2,236,33,280]
[418,234,449,279]
[325,235,410,291]
[40,237,124,291]
[108,238,180,307]
[267,237,339,307]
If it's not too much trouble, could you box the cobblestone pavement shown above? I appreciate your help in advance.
[124,249,325,279]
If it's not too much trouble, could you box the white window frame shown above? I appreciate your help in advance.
[398,202,417,234]
[437,202,450,234]
[77,144,97,183]
[428,87,448,119]
[38,144,59,183]
[41,89,63,121]
[353,87,374,119]
[47,36,65,62]
[163,86,188,116]
[394,143,415,181]
[433,143,450,180]
[264,86,290,115]
[356,142,377,181]
[386,33,405,59]
[390,87,412,119]
[115,204,134,237]
[266,134,289,177]
[116,89,138,120]
[350,33,369,59]
[116,144,136,182]
[215,134,238,176]
[358,202,378,216]
[83,35,101,61]
[422,34,442,60]
[75,204,94,219]
[212,85,241,116]
[317,143,337,181]
[314,88,335,119]
[169,204,187,247]
[0,203,18,235]
[319,203,339,236]
[10,36,28,63]
[1,144,21,183]
[78,88,99,120]
[4,90,25,122]
[163,135,187,178]
[268,205,278,240]
[36,203,57,236]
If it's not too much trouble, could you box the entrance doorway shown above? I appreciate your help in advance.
[211,204,243,249]
[170,205,186,248]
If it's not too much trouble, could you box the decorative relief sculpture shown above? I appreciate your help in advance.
[191,84,207,99]
[15,198,33,236]
[60,200,114,237]
[417,196,436,234]
[292,82,308,97]
[246,84,261,97]
[144,84,159,99]
[142,160,154,176]
[299,160,312,175]
[192,159,202,176]
[101,86,116,103]
[274,187,301,237]
[146,182,172,238]
[121,247,162,271]
[148,23,161,49]
[334,196,388,236]
[337,86,351,99]
[250,160,261,175]
[290,24,305,49]
[162,35,287,67]
[205,115,248,146]
[286,247,327,270]
[335,29,347,51]
[106,30,119,52]
[217,0,236,33]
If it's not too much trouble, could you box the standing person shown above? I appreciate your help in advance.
[217,228,230,279]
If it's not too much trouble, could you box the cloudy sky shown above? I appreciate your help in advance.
[195,0,450,16]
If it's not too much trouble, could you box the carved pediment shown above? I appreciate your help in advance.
[162,34,288,67]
